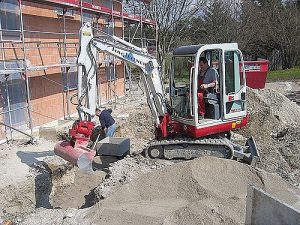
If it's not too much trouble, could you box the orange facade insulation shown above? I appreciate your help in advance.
[0,0,127,139]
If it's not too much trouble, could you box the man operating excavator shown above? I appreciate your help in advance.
[197,57,219,117]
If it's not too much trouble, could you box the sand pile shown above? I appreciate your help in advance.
[116,103,154,153]
[237,88,300,186]
[93,155,174,200]
[21,157,300,225]
[106,94,154,154]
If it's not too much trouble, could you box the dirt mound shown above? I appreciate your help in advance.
[237,88,300,186]
[117,104,155,153]
[21,157,300,225]
[92,157,300,225]
[93,155,174,200]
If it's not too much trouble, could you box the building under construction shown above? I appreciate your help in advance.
[0,0,156,142]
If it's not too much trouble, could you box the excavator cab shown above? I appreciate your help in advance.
[170,44,248,138]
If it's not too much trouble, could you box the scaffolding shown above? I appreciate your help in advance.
[0,0,156,142]
[122,0,157,98]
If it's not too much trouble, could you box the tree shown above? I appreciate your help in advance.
[197,0,239,43]
[238,1,271,58]
[126,0,300,70]
[145,0,205,77]
[255,0,300,69]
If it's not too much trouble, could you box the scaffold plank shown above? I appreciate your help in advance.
[0,70,22,75]
[0,63,77,75]
[27,63,77,71]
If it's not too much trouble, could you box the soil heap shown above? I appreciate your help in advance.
[21,157,300,225]
[238,88,300,187]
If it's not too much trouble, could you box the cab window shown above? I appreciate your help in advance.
[224,51,244,94]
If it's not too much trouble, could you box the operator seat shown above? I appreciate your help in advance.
[204,92,220,119]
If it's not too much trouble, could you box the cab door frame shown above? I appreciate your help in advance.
[221,49,247,120]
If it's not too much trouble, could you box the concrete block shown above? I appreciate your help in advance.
[96,137,130,157]
[245,185,300,225]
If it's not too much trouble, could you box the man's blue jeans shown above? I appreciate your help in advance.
[106,123,116,137]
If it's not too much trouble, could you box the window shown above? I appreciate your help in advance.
[62,71,78,91]
[0,61,28,127]
[61,57,78,91]
[106,61,117,81]
[171,56,194,118]
[82,13,93,23]
[101,0,112,8]
[224,51,243,94]
[207,50,221,71]
[82,0,93,23]
[55,8,75,18]
[105,22,114,36]
[0,0,21,40]
[173,56,193,86]
[224,51,245,114]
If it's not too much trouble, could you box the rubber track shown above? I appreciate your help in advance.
[145,138,235,160]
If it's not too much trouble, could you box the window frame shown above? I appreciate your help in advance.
[0,60,28,127]
[0,0,21,40]
[61,57,78,91]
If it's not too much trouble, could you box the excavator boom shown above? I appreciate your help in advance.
[76,23,167,126]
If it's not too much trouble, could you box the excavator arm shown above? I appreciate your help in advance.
[54,23,170,170]
[76,22,167,126]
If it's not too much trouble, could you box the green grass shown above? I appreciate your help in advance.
[267,66,300,80]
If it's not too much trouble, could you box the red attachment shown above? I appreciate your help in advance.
[54,141,96,167]
[69,120,95,140]
[159,114,170,138]
[54,120,96,169]
[243,60,269,89]
[156,114,187,139]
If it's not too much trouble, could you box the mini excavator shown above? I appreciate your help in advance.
[54,22,259,169]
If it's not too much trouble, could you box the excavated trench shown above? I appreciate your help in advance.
[33,157,111,210]
[32,152,175,213]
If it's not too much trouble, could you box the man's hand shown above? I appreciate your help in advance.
[200,84,208,89]
[201,82,216,89]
